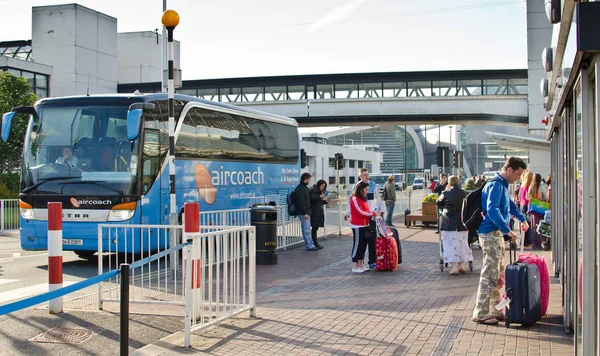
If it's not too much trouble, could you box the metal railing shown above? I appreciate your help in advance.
[97,224,185,309]
[97,222,257,348]
[0,199,19,234]
[186,225,256,336]
[197,205,335,250]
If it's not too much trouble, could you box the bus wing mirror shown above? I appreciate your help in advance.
[127,108,143,141]
[1,106,38,141]
[1,112,16,142]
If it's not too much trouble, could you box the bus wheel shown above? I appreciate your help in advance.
[75,251,96,260]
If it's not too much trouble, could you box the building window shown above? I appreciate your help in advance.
[349,176,356,184]
[358,160,364,168]
[329,176,335,184]
[349,160,356,168]
[329,157,335,168]
[339,176,346,184]
[2,68,49,98]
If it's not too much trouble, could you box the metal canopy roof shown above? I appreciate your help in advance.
[0,40,33,61]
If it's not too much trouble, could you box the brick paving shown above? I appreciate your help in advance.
[133,221,574,356]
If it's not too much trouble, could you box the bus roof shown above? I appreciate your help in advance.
[34,93,298,127]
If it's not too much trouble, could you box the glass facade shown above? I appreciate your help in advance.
[1,68,49,98]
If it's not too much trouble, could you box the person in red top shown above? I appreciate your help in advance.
[349,181,380,273]
[429,178,438,193]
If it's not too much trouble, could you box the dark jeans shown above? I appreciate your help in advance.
[311,227,321,247]
[366,220,376,264]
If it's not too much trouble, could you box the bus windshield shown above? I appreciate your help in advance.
[21,104,139,196]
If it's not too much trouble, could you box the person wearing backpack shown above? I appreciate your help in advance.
[295,172,319,251]
[437,175,472,275]
[472,157,529,325]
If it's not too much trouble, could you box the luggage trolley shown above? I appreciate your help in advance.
[438,211,474,272]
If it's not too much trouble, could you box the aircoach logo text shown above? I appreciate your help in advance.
[211,166,264,186]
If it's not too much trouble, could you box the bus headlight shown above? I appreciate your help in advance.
[19,200,35,219]
[108,202,136,221]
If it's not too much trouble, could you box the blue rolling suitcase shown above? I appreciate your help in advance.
[388,227,402,264]
[504,242,542,328]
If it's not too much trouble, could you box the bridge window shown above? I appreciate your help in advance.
[483,79,508,95]
[287,86,305,100]
[241,87,264,102]
[197,88,219,101]
[317,84,334,99]
[358,83,382,98]
[408,81,432,97]
[432,81,457,96]
[177,89,197,96]
[457,80,483,96]
[508,79,527,95]
[383,82,407,97]
[264,86,286,101]
[335,83,358,99]
[221,88,242,103]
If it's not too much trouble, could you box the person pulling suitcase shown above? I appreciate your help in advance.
[471,157,529,325]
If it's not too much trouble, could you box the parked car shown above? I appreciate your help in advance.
[412,177,425,190]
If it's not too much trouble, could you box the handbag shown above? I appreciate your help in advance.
[375,217,393,237]
[528,198,550,217]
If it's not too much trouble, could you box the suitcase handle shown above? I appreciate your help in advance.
[509,241,517,264]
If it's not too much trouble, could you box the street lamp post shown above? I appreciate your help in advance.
[162,9,180,283]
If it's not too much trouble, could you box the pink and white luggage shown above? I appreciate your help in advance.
[518,253,550,316]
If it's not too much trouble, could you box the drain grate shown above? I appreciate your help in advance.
[430,316,464,356]
[29,327,94,344]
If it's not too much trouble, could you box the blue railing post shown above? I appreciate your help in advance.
[120,263,130,356]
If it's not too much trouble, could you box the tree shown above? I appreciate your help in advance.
[0,71,36,175]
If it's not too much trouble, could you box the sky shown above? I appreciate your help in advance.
[0,0,528,80]
[0,0,529,135]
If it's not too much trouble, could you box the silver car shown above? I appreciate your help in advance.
[412,177,425,190]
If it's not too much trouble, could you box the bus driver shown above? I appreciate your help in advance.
[55,147,79,168]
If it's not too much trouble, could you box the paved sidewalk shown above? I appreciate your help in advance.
[133,223,574,356]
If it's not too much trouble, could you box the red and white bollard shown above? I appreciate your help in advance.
[184,202,200,288]
[183,202,199,347]
[48,202,63,314]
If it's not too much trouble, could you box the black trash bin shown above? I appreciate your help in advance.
[251,206,278,265]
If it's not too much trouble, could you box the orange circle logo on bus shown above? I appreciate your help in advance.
[194,164,216,205]
[70,197,80,208]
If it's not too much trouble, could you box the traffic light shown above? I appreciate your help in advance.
[456,151,463,169]
[436,146,449,167]
[300,149,307,168]
[452,150,463,168]
[335,153,344,170]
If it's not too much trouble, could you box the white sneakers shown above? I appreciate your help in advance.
[351,266,370,273]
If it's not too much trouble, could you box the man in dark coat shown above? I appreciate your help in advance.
[295,172,318,251]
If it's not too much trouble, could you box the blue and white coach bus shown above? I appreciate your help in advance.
[1,93,300,258]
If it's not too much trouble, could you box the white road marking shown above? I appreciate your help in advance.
[0,281,76,304]
[0,252,48,263]
[0,278,19,286]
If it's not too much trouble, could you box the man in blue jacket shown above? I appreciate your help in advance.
[472,157,529,325]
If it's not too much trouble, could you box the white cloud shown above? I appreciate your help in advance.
[308,0,371,33]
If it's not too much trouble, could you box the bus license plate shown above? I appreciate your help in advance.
[63,239,83,245]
